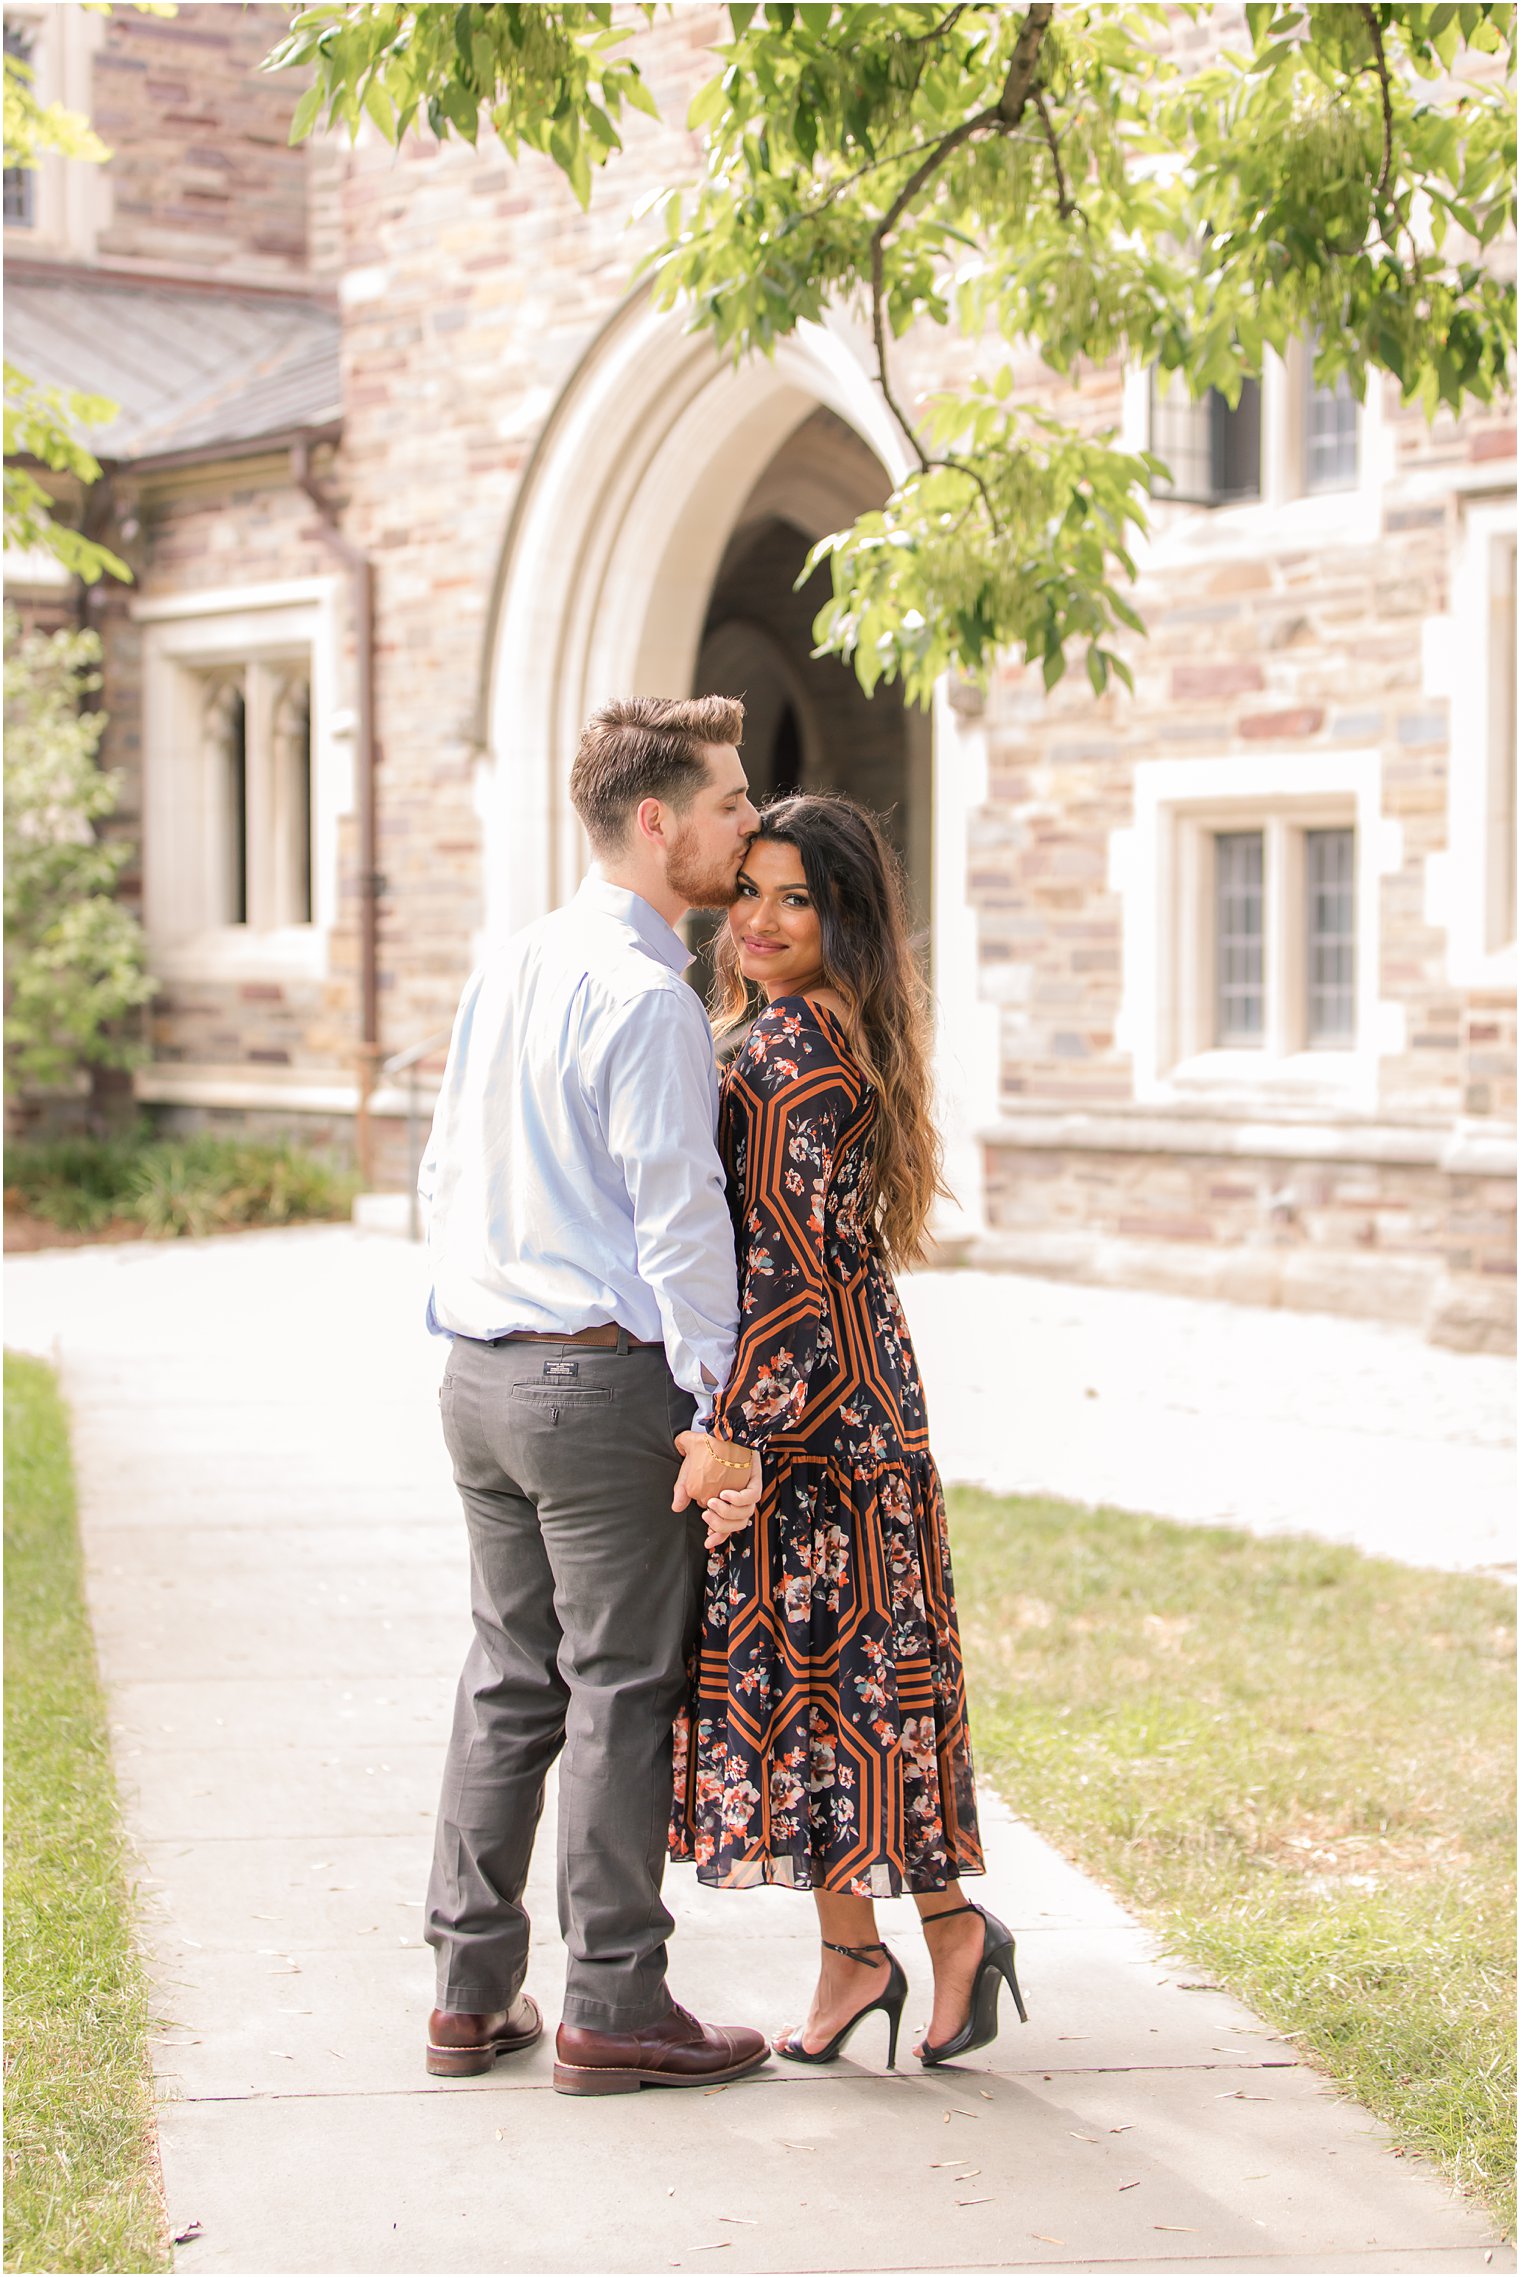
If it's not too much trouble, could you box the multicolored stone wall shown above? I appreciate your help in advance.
[23,3,1512,1343]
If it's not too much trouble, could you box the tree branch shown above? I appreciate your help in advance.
[1032,86,1081,222]
[775,127,1039,241]
[900,4,969,45]
[867,119,997,475]
[867,0,1053,511]
[1359,2,1394,201]
[995,0,1055,126]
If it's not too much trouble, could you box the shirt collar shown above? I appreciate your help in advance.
[578,872,693,976]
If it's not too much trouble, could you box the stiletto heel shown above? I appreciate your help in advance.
[917,1900,1028,2066]
[996,1938,1029,2024]
[774,1939,908,2070]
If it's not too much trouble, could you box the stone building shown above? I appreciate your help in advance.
[5,2,1515,1349]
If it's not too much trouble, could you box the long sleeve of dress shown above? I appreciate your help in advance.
[713,1008,860,1452]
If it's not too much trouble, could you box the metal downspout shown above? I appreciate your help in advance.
[292,439,380,1184]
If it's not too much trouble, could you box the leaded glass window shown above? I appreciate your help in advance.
[3,22,36,228]
[1215,830,1265,1044]
[1491,537,1517,953]
[1151,375,1262,506]
[1306,827,1356,1044]
[1304,356,1359,492]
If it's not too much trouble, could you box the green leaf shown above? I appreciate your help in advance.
[621,70,661,120]
[362,75,397,141]
[442,77,479,139]
[252,0,1517,703]
[583,99,621,154]
[688,74,729,131]
[287,79,324,145]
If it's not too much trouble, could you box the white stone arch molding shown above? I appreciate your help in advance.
[479,282,995,1237]
[481,286,902,939]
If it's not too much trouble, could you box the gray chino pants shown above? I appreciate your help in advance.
[424,1331,702,2028]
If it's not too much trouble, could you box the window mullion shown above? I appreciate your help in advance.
[1261,350,1293,509]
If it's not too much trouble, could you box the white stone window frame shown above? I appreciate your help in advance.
[136,578,348,984]
[2,3,109,259]
[1112,750,1403,1114]
[1423,494,1517,990]
[1121,341,1389,562]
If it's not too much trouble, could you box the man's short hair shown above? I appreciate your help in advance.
[569,695,745,855]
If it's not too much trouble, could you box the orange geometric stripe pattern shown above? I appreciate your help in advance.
[671,995,984,1897]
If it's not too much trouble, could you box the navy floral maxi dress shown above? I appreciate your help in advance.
[670,993,985,1896]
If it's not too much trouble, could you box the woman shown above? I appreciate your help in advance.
[671,792,1026,2068]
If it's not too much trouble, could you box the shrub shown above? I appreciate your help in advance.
[3,609,153,1097]
[5,1127,359,1239]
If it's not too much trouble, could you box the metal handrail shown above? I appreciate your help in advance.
[381,1028,453,1240]
[382,1029,453,1080]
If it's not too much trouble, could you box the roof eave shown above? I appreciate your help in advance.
[99,418,344,478]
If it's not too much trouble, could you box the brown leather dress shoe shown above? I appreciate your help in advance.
[553,2001,769,2096]
[426,1993,543,2077]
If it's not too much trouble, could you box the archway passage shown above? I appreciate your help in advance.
[692,407,929,935]
[481,298,988,1232]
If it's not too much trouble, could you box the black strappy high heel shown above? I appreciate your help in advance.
[773,1938,908,2069]
[916,1901,1028,2066]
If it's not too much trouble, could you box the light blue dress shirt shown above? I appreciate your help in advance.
[418,874,739,1425]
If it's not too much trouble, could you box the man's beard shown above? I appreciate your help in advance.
[667,821,745,911]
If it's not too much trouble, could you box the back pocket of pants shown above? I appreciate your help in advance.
[509,1385,614,1425]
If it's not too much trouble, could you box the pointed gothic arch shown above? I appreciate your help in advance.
[478,287,995,1234]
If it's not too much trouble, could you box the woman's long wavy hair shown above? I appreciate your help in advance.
[711,792,950,1271]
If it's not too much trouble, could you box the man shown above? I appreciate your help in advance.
[419,695,768,2096]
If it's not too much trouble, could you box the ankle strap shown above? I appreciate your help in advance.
[920,1902,979,1927]
[821,1937,889,1961]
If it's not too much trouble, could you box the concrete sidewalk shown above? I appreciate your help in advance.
[4,1226,1513,2275]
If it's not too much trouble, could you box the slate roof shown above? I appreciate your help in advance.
[5,270,341,464]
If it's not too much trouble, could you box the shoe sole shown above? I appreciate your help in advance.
[552,2045,770,2097]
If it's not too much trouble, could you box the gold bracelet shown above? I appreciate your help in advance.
[706,1442,752,1473]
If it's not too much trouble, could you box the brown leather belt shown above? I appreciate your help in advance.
[496,1324,661,1349]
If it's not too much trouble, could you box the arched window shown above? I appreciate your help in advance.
[141,581,335,982]
[271,675,313,927]
[197,664,313,931]
[203,675,249,927]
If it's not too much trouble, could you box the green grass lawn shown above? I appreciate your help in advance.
[949,1487,1517,2234]
[4,1352,168,2275]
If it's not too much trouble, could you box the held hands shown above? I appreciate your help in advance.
[671,1430,763,1551]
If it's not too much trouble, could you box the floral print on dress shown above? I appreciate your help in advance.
[670,994,985,1897]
